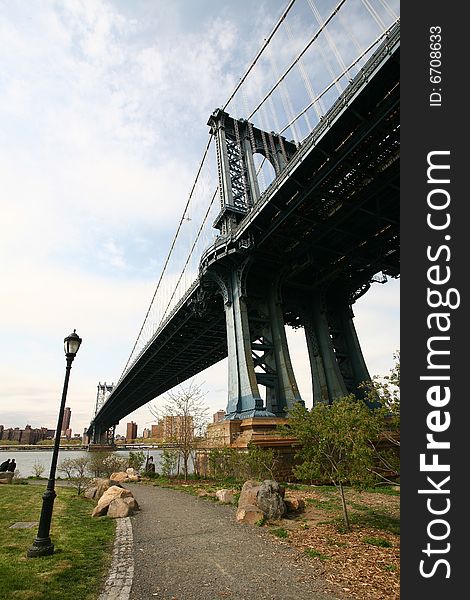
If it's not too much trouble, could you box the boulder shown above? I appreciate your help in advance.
[237,479,286,522]
[84,478,117,500]
[257,480,286,520]
[0,472,13,484]
[110,471,129,483]
[92,485,133,517]
[215,489,237,504]
[284,497,306,513]
[107,496,139,518]
[196,489,216,498]
[236,504,265,525]
[109,469,141,483]
[238,480,260,507]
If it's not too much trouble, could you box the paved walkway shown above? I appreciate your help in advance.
[120,483,341,600]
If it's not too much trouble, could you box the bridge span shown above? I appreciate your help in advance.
[89,22,399,443]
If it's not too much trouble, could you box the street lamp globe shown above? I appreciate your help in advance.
[64,329,82,358]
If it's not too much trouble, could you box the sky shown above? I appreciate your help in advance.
[0,0,399,437]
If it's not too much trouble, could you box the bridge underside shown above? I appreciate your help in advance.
[90,27,399,437]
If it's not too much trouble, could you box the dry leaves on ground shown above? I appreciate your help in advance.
[270,488,400,600]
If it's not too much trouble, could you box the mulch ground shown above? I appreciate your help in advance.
[270,488,400,600]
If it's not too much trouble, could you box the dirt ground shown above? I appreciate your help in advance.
[150,478,400,600]
[270,487,400,600]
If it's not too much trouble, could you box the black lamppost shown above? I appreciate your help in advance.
[27,329,82,558]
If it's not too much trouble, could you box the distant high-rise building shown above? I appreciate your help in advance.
[213,410,226,423]
[126,421,138,441]
[61,407,71,436]
[151,422,164,442]
[162,415,193,442]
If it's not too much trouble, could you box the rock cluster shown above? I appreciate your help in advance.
[85,477,139,518]
[0,472,14,484]
[109,468,141,483]
[236,480,286,524]
[91,485,139,518]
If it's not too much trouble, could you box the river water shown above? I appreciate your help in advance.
[0,449,166,478]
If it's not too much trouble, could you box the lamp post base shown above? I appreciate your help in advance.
[27,537,55,558]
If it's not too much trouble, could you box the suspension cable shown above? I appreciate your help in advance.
[222,0,297,111]
[246,0,348,120]
[279,21,399,136]
[159,188,219,325]
[121,135,214,376]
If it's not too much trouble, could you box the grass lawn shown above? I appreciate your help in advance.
[0,484,115,600]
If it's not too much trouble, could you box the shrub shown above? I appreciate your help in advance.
[127,451,146,472]
[58,457,91,495]
[88,452,127,478]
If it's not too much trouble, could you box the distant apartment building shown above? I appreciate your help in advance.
[61,407,71,436]
[126,421,138,441]
[162,415,194,442]
[151,422,164,442]
[213,409,226,423]
[0,424,55,445]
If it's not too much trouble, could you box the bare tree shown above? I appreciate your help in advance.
[58,457,91,495]
[150,381,209,480]
[32,459,46,478]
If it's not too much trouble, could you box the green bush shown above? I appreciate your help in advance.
[207,445,279,481]
[88,452,127,478]
[127,451,146,472]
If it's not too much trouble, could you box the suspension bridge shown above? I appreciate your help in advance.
[88,0,400,444]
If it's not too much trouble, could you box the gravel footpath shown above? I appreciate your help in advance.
[126,483,342,600]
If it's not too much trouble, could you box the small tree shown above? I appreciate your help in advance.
[88,451,127,478]
[127,451,146,472]
[285,397,382,531]
[32,459,46,478]
[362,351,400,418]
[58,457,91,495]
[161,448,179,477]
[361,351,400,480]
[150,381,209,480]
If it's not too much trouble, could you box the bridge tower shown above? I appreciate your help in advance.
[94,381,115,417]
[207,109,376,419]
[207,109,302,420]
[87,382,117,449]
